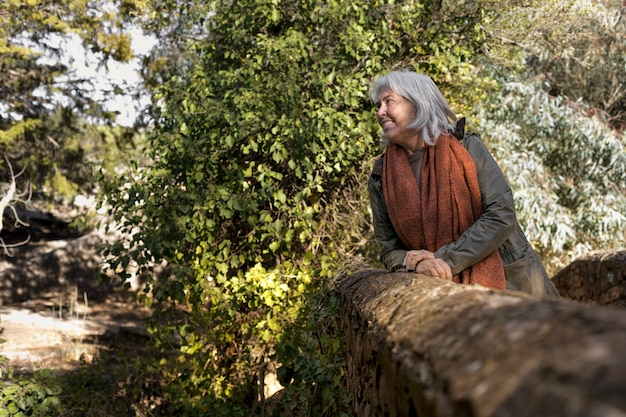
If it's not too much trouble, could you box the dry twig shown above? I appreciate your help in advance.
[0,157,31,255]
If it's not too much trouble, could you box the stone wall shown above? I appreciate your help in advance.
[338,269,626,417]
[552,250,626,306]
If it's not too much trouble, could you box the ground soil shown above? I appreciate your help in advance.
[0,207,153,374]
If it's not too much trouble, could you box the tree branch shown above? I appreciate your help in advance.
[0,157,31,256]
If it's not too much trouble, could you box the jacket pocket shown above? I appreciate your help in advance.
[503,247,547,295]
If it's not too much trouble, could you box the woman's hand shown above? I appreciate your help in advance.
[403,250,435,271]
[414,258,453,281]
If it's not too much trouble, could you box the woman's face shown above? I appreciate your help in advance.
[376,89,418,148]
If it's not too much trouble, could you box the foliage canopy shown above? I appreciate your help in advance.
[0,0,146,203]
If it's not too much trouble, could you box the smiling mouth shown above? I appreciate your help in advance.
[381,120,394,129]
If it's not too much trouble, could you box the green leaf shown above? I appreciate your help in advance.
[269,241,281,252]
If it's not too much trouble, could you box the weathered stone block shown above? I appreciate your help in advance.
[552,250,626,306]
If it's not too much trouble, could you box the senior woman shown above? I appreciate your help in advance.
[368,69,559,296]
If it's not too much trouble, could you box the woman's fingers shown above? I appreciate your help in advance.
[415,258,452,280]
[403,250,435,270]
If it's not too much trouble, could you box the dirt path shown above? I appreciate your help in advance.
[0,286,151,373]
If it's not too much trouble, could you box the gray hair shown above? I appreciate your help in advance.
[369,70,458,146]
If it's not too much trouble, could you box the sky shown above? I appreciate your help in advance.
[34,27,157,127]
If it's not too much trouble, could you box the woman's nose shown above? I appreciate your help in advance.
[377,104,386,118]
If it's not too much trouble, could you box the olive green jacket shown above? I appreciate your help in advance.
[368,130,559,296]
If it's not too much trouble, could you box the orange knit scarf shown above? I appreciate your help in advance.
[382,134,506,289]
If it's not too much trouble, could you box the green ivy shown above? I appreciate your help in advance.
[0,369,61,417]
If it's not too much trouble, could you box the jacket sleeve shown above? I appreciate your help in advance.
[434,135,518,276]
[368,174,408,271]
